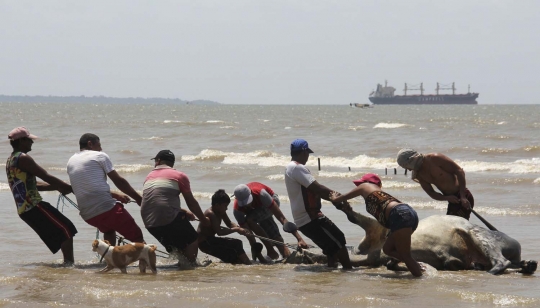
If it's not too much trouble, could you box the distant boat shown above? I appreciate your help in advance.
[350,103,373,108]
[369,81,479,105]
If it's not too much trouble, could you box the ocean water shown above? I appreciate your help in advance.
[0,102,539,307]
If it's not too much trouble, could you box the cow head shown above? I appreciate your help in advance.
[339,202,388,255]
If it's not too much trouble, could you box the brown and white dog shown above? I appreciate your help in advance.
[91,239,157,274]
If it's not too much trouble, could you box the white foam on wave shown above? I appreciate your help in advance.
[373,123,410,129]
[458,158,540,174]
[267,174,285,181]
[497,121,507,125]
[143,136,163,140]
[348,126,366,131]
[206,120,224,124]
[115,164,153,173]
[0,182,10,191]
[534,178,540,184]
[48,167,67,171]
[219,126,236,129]
[163,120,182,123]
[309,154,395,170]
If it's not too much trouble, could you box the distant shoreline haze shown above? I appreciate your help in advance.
[0,95,219,105]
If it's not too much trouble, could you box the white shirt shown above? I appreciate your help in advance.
[67,150,117,220]
[284,161,317,227]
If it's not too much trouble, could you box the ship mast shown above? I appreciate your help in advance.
[436,82,457,95]
[404,83,423,96]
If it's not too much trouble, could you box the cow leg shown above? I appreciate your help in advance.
[444,257,467,271]
[518,260,537,274]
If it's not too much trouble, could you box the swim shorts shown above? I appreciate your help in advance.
[447,188,474,220]
[386,203,419,233]
[147,212,198,253]
[299,215,346,257]
[199,236,246,263]
[246,207,281,240]
[86,202,143,242]
[19,201,78,254]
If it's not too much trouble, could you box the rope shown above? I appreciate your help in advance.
[56,194,170,259]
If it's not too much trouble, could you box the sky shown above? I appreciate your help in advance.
[1,1,538,105]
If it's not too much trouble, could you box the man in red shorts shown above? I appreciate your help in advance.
[67,133,144,245]
[6,127,77,264]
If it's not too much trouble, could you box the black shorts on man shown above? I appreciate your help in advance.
[147,212,198,253]
[19,201,78,254]
[199,236,246,263]
[299,216,346,256]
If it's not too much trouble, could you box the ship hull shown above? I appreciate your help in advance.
[369,93,478,105]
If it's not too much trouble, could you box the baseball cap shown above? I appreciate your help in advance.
[234,184,253,207]
[8,127,38,140]
[151,150,175,163]
[290,139,314,153]
[353,173,382,186]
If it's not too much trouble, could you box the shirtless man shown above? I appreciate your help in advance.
[397,149,473,219]
[198,189,263,264]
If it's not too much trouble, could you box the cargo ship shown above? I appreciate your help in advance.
[369,81,479,105]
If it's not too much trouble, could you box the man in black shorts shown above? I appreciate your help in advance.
[197,190,264,264]
[140,150,210,265]
[6,127,77,264]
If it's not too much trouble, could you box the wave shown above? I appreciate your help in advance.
[0,183,10,191]
[182,149,539,174]
[373,123,410,129]
[206,120,224,124]
[534,178,540,184]
[348,126,366,131]
[114,164,153,173]
[457,158,540,174]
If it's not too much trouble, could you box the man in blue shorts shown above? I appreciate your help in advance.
[6,127,77,264]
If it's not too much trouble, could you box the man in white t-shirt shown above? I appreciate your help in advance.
[284,138,355,269]
[67,133,144,246]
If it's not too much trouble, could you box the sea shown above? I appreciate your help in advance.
[0,102,539,307]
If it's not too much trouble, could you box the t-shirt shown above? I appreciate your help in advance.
[141,165,191,228]
[233,182,275,225]
[284,161,321,228]
[6,152,43,215]
[67,150,116,220]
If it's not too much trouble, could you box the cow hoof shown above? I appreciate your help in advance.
[519,260,537,274]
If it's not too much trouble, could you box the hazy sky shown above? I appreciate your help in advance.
[1,1,538,104]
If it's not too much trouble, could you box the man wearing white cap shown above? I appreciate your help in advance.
[233,182,308,260]
[397,149,473,220]
[6,127,77,264]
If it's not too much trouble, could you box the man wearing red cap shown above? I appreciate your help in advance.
[6,127,77,264]
[284,139,356,269]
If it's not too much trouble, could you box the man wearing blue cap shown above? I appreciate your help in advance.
[284,139,356,269]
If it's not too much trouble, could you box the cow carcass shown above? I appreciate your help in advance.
[286,207,537,275]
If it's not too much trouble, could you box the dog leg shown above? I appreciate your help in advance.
[139,260,147,273]
[98,266,114,273]
[120,267,128,274]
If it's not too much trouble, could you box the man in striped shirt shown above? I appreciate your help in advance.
[67,133,144,246]
[140,150,210,264]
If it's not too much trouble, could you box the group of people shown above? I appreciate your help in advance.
[6,126,475,277]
